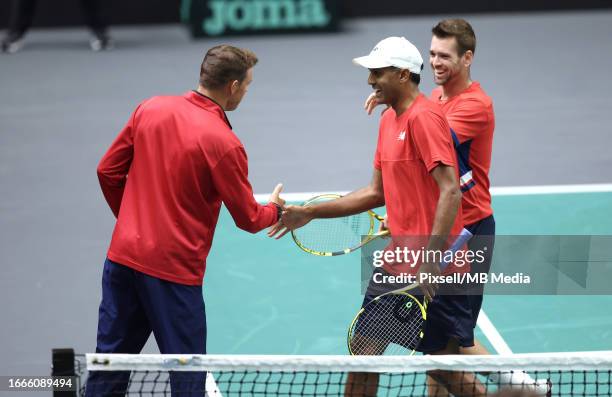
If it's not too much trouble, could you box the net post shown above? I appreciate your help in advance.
[52,348,76,397]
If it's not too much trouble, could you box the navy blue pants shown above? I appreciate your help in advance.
[465,214,496,327]
[418,215,496,352]
[85,259,207,396]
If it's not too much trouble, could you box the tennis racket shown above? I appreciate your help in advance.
[291,194,388,256]
[347,228,473,356]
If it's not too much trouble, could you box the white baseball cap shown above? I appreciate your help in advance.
[353,36,423,75]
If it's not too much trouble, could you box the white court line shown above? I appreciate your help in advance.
[205,372,222,396]
[477,310,513,355]
[255,183,612,202]
[490,183,612,196]
[254,191,348,202]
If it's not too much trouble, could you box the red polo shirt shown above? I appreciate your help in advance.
[431,82,495,225]
[374,94,466,275]
[97,91,279,285]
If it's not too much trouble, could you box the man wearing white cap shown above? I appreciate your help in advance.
[269,36,484,396]
[358,27,550,397]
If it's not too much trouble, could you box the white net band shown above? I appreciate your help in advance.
[86,351,612,373]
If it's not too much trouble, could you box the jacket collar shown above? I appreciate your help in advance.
[185,90,232,129]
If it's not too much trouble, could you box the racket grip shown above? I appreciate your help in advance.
[439,228,473,271]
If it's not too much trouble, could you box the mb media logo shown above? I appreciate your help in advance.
[185,0,339,37]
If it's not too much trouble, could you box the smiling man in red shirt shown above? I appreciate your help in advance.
[426,19,496,397]
[428,16,495,344]
[366,22,495,335]
[88,45,284,396]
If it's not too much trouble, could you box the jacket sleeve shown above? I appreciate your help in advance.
[97,105,140,218]
[211,146,279,233]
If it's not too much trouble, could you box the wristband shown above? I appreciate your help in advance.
[271,202,283,221]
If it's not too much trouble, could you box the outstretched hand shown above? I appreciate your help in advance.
[269,183,285,207]
[267,205,312,239]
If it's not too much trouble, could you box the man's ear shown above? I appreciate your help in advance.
[229,79,240,96]
[462,50,474,68]
[399,69,411,83]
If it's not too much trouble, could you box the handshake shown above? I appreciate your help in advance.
[265,183,310,239]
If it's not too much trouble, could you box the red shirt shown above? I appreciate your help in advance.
[431,82,495,226]
[374,94,466,275]
[97,91,279,286]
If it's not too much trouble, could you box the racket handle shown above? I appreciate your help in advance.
[439,228,473,272]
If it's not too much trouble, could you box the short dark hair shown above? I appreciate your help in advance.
[395,64,423,85]
[409,64,424,85]
[432,19,476,56]
[199,45,258,89]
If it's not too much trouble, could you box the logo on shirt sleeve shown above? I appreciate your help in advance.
[450,129,475,192]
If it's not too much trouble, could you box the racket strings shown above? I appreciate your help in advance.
[350,294,424,356]
[293,210,375,254]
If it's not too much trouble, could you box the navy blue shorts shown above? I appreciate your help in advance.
[418,293,474,353]
[86,259,207,396]
[360,268,474,353]
[465,214,496,328]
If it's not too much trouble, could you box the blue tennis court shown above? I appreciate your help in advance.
[203,188,612,356]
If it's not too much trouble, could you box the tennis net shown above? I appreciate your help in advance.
[57,350,612,396]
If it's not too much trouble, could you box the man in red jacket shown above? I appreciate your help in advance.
[87,45,284,396]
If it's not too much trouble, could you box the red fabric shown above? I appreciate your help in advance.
[97,91,278,286]
[431,82,495,225]
[374,94,466,275]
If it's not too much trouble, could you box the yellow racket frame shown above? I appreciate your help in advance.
[347,292,427,356]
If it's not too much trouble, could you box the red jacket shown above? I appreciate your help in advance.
[97,91,279,285]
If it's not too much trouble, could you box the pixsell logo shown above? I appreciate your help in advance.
[202,0,333,36]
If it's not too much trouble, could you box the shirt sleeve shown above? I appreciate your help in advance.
[445,98,490,143]
[211,146,278,233]
[97,104,140,218]
[411,110,456,172]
